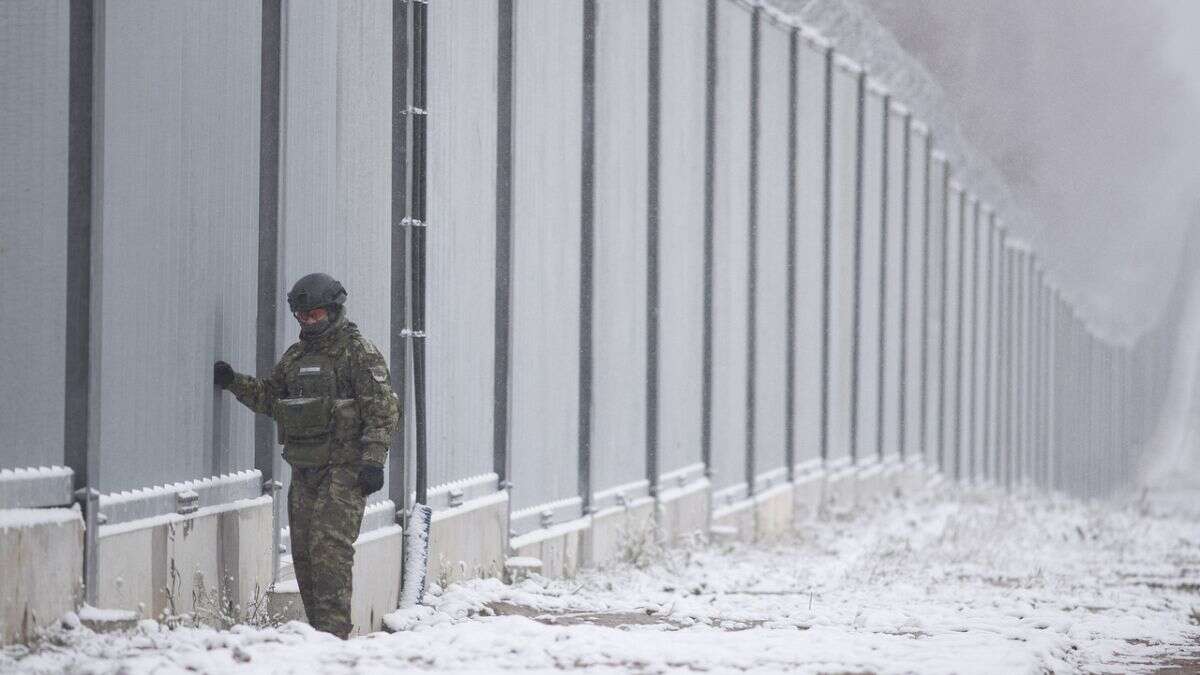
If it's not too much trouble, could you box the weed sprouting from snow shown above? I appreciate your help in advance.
[191,575,287,630]
[616,513,667,570]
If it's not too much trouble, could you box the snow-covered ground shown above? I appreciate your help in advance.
[4,483,1197,675]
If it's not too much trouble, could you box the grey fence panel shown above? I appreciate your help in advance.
[956,195,978,482]
[592,0,649,505]
[752,17,791,489]
[95,1,262,493]
[710,0,752,504]
[276,1,394,522]
[791,38,827,473]
[827,61,860,470]
[921,155,947,470]
[854,85,885,466]
[880,105,906,462]
[0,1,69,473]
[657,0,707,483]
[508,0,584,525]
[426,0,499,491]
[940,184,962,478]
[902,124,928,463]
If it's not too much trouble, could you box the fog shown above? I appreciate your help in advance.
[787,0,1200,338]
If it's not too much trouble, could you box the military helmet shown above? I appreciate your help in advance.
[287,273,348,313]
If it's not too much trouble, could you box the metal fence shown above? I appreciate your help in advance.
[0,0,1183,557]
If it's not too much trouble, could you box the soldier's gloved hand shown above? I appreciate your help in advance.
[214,361,236,389]
[357,465,385,496]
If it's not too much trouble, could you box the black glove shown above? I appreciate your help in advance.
[357,465,385,496]
[214,361,236,389]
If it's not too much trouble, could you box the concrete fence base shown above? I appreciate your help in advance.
[1,460,949,642]
[0,509,83,645]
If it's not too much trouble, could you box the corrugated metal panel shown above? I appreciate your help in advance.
[902,126,928,463]
[0,0,69,472]
[752,18,791,486]
[940,185,963,477]
[508,0,584,518]
[826,65,858,467]
[276,0,393,520]
[710,0,752,500]
[426,0,498,489]
[922,156,946,468]
[792,39,826,470]
[94,1,261,492]
[591,0,649,502]
[657,0,707,479]
[854,87,884,465]
[880,109,906,460]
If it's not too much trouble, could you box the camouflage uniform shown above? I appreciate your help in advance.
[227,313,399,638]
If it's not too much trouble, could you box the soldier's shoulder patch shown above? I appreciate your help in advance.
[354,338,381,357]
[370,365,389,383]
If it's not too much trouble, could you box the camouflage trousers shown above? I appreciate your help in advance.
[288,464,365,639]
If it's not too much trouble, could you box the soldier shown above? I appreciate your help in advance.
[213,272,400,639]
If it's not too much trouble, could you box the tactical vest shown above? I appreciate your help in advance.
[273,352,359,468]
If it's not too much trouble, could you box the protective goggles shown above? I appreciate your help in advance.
[293,307,330,325]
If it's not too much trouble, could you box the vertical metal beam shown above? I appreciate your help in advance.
[818,45,834,464]
[849,70,865,464]
[965,200,980,483]
[875,95,890,463]
[494,0,514,490]
[67,0,98,606]
[389,0,410,516]
[981,216,996,484]
[782,25,799,481]
[951,192,966,482]
[66,0,96,496]
[745,7,760,493]
[410,0,429,506]
[646,0,661,497]
[917,133,932,465]
[578,0,596,514]
[701,0,717,476]
[935,163,950,473]
[897,112,912,460]
[258,0,284,582]
[257,0,282,489]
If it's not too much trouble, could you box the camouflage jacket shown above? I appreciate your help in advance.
[227,315,400,468]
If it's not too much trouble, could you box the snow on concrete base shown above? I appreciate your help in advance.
[584,497,656,568]
[898,455,929,494]
[792,468,824,522]
[8,487,1198,673]
[0,508,83,645]
[821,463,857,512]
[428,491,508,586]
[855,461,888,507]
[349,525,402,635]
[95,496,273,622]
[752,483,794,541]
[509,517,589,579]
[656,478,710,547]
[711,498,755,543]
[265,524,404,636]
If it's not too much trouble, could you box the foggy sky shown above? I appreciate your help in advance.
[858,0,1200,338]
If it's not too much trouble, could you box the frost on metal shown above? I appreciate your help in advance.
[399,503,433,609]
